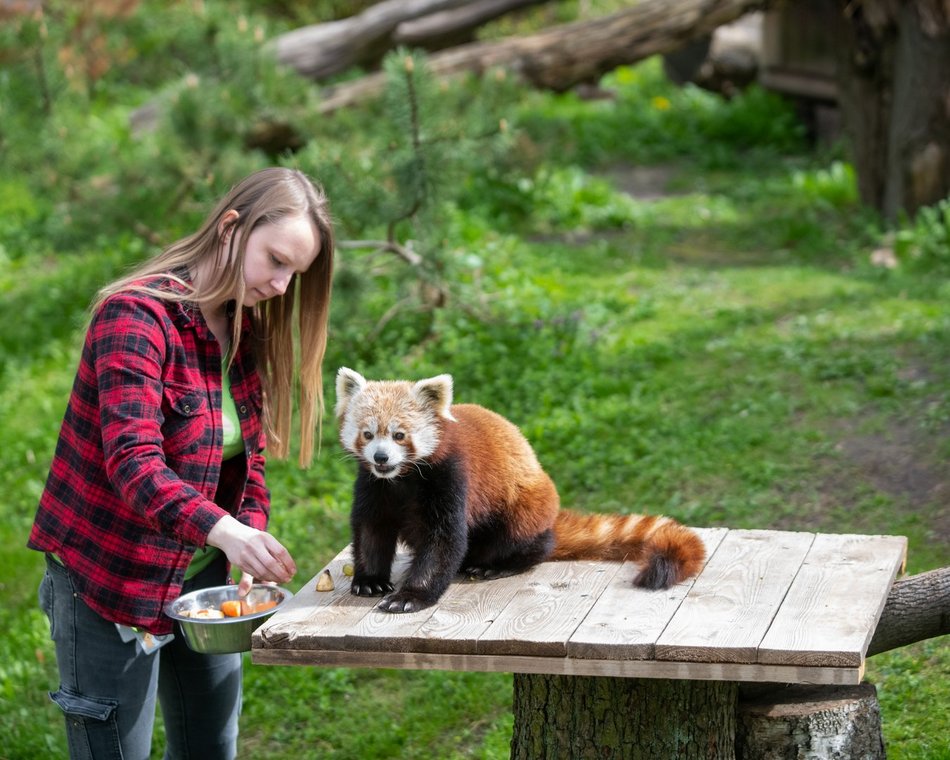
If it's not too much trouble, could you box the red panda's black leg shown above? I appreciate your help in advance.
[350,470,400,597]
[462,527,555,579]
[377,459,468,613]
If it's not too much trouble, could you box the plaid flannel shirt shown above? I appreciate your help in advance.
[28,274,269,634]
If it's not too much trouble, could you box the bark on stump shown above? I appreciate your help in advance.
[511,674,738,760]
[736,683,885,760]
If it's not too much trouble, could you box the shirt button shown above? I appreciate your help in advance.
[239,405,247,414]
[183,404,191,413]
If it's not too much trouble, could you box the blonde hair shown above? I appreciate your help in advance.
[93,167,335,467]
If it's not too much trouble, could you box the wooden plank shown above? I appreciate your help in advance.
[250,647,864,686]
[567,527,729,660]
[253,546,414,651]
[476,560,622,657]
[655,529,815,663]
[757,533,908,667]
[252,545,359,650]
[342,603,437,652]
[409,564,546,654]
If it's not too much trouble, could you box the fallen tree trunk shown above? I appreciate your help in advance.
[311,0,772,113]
[867,566,950,657]
[394,0,550,50]
[273,0,542,80]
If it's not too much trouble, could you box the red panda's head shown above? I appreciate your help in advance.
[335,367,456,479]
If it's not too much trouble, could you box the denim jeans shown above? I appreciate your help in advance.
[39,553,242,760]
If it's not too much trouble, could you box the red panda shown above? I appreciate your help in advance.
[335,367,706,613]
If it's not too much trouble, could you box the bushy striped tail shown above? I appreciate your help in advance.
[551,511,705,589]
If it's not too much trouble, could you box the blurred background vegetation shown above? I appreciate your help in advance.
[1,1,947,757]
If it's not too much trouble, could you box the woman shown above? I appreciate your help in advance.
[29,167,335,759]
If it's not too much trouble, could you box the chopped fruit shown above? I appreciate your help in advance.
[220,600,242,617]
[315,569,334,591]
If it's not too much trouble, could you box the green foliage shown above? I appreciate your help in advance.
[517,60,806,170]
[791,160,859,210]
[1,5,948,759]
[895,196,950,271]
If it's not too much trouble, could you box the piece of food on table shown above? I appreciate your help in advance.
[315,569,334,591]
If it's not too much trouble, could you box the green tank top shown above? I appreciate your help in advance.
[184,358,245,580]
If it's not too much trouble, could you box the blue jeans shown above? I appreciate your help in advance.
[39,553,242,760]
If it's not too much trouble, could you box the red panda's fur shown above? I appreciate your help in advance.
[336,367,706,612]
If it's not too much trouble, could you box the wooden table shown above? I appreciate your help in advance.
[252,528,906,683]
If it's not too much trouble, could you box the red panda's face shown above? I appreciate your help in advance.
[335,368,455,480]
[345,407,426,479]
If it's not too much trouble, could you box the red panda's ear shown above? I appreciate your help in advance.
[413,374,455,421]
[335,367,366,419]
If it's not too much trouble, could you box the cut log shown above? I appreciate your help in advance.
[312,0,772,114]
[736,683,885,760]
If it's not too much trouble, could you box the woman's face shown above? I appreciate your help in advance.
[226,212,320,307]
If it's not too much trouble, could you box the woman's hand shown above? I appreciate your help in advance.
[207,515,296,587]
[236,572,255,596]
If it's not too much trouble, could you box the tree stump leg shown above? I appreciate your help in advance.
[511,674,738,760]
[736,683,885,760]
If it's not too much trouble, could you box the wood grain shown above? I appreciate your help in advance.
[250,647,865,685]
[655,530,814,663]
[757,533,908,667]
[567,527,729,659]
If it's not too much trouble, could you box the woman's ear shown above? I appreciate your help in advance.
[217,209,240,240]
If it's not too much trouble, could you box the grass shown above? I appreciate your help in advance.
[0,33,947,759]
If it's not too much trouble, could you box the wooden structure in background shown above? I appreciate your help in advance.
[759,0,843,102]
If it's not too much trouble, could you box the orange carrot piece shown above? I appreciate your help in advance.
[220,600,242,617]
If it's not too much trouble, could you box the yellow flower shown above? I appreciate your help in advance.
[651,96,672,111]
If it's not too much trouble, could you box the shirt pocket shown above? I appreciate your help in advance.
[161,382,209,456]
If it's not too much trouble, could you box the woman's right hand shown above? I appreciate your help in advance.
[206,515,296,584]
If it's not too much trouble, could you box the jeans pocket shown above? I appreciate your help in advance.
[50,687,121,760]
[38,569,55,638]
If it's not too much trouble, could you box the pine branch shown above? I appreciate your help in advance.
[337,239,423,266]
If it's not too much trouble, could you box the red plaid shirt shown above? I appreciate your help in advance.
[29,273,270,634]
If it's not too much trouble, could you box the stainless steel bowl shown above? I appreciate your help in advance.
[164,584,293,654]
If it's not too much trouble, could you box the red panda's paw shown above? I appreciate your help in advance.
[351,576,395,597]
[462,565,517,581]
[377,590,437,614]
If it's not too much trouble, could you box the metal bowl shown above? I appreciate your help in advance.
[164,584,293,654]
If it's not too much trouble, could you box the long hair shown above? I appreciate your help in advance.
[92,167,335,467]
